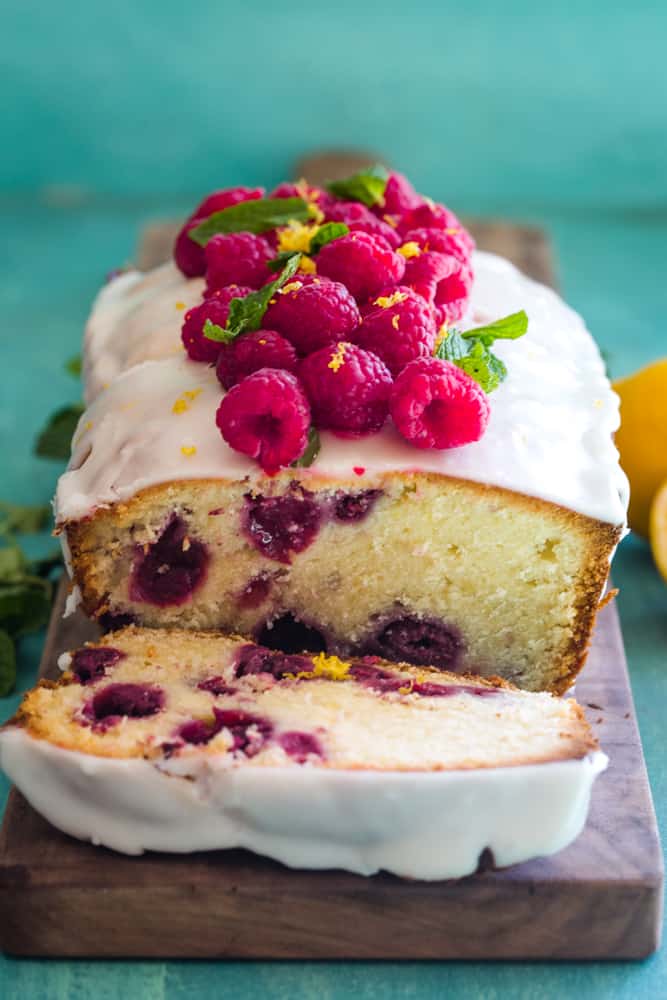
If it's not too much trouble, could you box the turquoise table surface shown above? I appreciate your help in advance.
[1,1,666,996]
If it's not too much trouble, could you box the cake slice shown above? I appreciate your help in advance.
[0,627,606,879]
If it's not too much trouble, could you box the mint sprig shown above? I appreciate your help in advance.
[204,254,303,344]
[34,403,85,460]
[326,165,389,207]
[309,222,349,255]
[0,502,51,536]
[189,197,311,247]
[291,426,321,468]
[436,310,528,394]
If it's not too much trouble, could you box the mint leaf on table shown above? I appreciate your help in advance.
[291,426,321,468]
[0,502,51,536]
[309,222,349,255]
[189,197,311,246]
[435,310,528,394]
[34,403,85,460]
[0,630,16,697]
[326,165,389,207]
[65,354,82,377]
[204,254,303,343]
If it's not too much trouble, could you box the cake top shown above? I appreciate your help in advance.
[59,248,627,525]
[11,627,596,769]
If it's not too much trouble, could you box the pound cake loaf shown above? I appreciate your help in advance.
[56,171,627,693]
[0,627,606,879]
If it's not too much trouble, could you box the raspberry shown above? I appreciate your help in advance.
[376,171,421,218]
[181,285,252,362]
[71,647,125,685]
[216,368,311,474]
[316,231,406,303]
[204,232,272,291]
[404,252,473,325]
[173,186,264,277]
[325,200,401,248]
[269,181,331,209]
[215,329,298,389]
[353,286,437,376]
[402,225,473,266]
[299,342,392,436]
[399,201,475,254]
[390,357,490,449]
[263,274,360,355]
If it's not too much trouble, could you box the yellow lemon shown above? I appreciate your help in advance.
[649,478,667,582]
[613,359,667,538]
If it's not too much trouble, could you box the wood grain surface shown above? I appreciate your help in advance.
[0,213,661,959]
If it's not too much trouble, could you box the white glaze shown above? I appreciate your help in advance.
[0,727,606,879]
[58,251,628,526]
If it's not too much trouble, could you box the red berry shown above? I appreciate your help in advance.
[299,342,392,436]
[404,252,473,325]
[325,200,401,248]
[390,357,490,450]
[216,329,299,389]
[269,181,332,209]
[317,231,406,302]
[216,369,311,474]
[376,171,421,218]
[205,232,272,291]
[181,285,252,362]
[173,187,264,278]
[194,186,264,219]
[402,226,473,265]
[263,274,360,355]
[353,287,437,376]
[399,201,475,253]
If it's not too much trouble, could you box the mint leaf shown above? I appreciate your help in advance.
[0,577,52,637]
[326,165,389,207]
[462,310,528,346]
[35,403,84,460]
[266,250,300,273]
[309,222,349,255]
[65,354,82,377]
[0,630,16,697]
[202,318,235,345]
[0,545,27,579]
[291,426,321,468]
[0,502,51,536]
[205,255,303,343]
[189,197,310,246]
[436,309,527,394]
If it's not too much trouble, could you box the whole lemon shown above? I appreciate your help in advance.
[613,359,667,538]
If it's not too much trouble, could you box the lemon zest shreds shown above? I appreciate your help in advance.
[383,214,399,228]
[288,652,352,682]
[328,342,347,372]
[392,314,400,330]
[445,227,460,235]
[279,280,303,296]
[299,255,317,274]
[307,202,325,224]
[277,221,320,255]
[172,388,202,414]
[397,241,421,259]
[180,445,197,457]
[433,324,449,353]
[175,301,186,310]
[374,290,408,309]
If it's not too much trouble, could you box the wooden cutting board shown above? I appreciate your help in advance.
[0,203,662,959]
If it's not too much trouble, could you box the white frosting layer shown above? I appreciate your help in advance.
[0,727,606,879]
[61,251,628,526]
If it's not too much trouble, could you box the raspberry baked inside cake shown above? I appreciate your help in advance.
[0,628,606,878]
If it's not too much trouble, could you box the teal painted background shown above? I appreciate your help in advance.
[1,1,666,996]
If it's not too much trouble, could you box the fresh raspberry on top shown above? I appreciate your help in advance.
[299,342,392,436]
[216,368,311,474]
[205,232,272,292]
[263,274,360,356]
[325,200,401,248]
[216,329,299,389]
[404,252,473,325]
[390,357,490,449]
[173,187,264,278]
[316,232,406,303]
[399,201,475,253]
[269,181,331,209]
[353,287,437,376]
[181,285,252,362]
[376,171,421,218]
[402,225,473,265]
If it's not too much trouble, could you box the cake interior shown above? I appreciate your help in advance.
[66,472,619,694]
[14,627,595,769]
